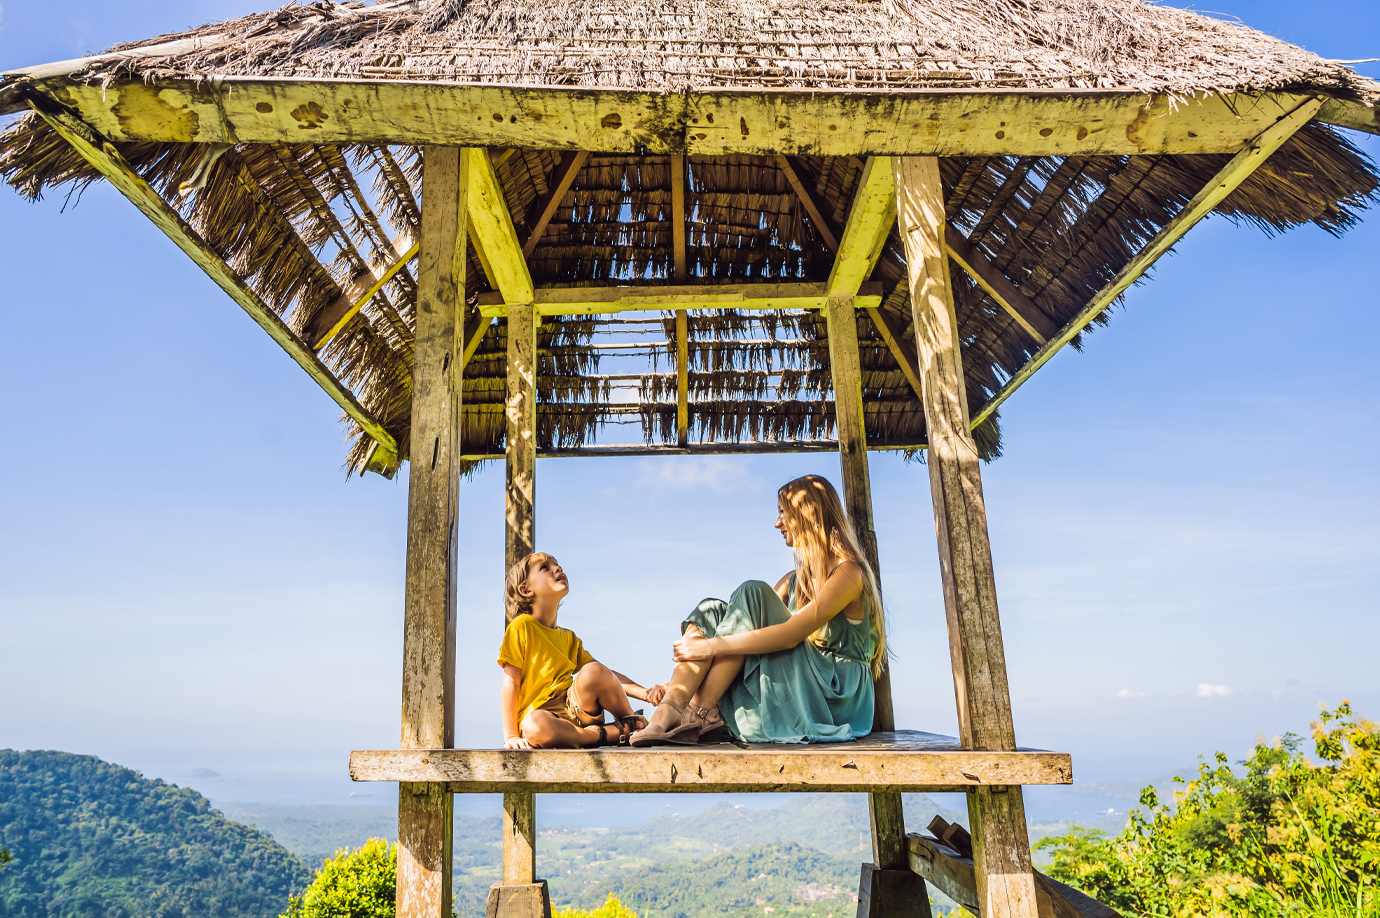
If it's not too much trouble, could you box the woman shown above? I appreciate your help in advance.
[631,474,888,746]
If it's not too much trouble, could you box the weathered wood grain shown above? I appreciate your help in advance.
[306,229,418,350]
[505,302,538,571]
[864,306,925,403]
[896,154,1036,917]
[398,783,453,918]
[349,731,1072,789]
[675,309,689,446]
[25,99,399,465]
[944,227,1057,345]
[485,880,553,918]
[671,154,688,280]
[971,96,1325,430]
[477,281,884,316]
[857,863,933,918]
[467,148,535,305]
[460,438,927,460]
[37,78,1326,156]
[503,792,536,885]
[522,150,589,258]
[826,157,895,298]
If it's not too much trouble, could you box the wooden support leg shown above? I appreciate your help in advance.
[827,296,931,914]
[895,155,1039,918]
[502,791,537,885]
[505,301,538,570]
[396,146,468,918]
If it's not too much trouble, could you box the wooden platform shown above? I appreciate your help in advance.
[349,730,1071,793]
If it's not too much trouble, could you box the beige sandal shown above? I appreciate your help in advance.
[629,701,702,746]
[686,703,727,744]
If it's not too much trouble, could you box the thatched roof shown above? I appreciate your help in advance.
[2,0,1377,475]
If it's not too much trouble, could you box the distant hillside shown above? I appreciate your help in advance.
[0,750,311,918]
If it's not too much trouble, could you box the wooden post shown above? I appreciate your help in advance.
[827,296,929,918]
[894,155,1038,918]
[396,145,467,918]
[675,309,689,446]
[505,302,538,570]
[503,791,537,884]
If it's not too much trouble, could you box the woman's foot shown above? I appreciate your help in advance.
[629,701,701,746]
[686,703,726,744]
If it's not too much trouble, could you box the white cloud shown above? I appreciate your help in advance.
[633,456,762,495]
[1196,683,1237,698]
[1116,688,1150,699]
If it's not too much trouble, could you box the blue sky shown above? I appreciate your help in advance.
[1,0,1378,817]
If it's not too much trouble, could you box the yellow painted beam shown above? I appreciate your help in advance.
[971,96,1326,429]
[476,281,884,317]
[826,157,896,298]
[464,147,534,305]
[27,97,399,466]
[308,230,419,350]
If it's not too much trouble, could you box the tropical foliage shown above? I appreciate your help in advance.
[280,838,396,918]
[554,895,640,918]
[0,749,310,918]
[1036,703,1380,918]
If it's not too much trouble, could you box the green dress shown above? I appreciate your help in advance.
[683,575,877,743]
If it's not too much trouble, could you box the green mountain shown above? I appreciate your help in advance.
[0,750,311,918]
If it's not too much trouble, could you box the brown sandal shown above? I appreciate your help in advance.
[594,713,648,747]
[629,701,702,746]
[686,703,727,744]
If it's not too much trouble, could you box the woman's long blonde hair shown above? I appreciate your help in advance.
[778,475,888,677]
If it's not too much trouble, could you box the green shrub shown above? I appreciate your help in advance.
[553,895,638,918]
[281,838,397,918]
[1036,703,1380,918]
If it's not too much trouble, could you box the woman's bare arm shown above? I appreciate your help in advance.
[674,563,864,660]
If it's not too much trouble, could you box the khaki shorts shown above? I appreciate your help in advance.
[526,678,601,734]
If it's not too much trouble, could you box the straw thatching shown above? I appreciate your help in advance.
[1,0,1377,475]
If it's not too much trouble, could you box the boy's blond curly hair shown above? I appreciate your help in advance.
[504,552,556,623]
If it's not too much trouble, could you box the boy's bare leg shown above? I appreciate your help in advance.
[692,654,744,710]
[521,710,600,749]
[572,662,639,722]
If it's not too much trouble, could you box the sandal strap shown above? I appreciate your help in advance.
[597,724,609,745]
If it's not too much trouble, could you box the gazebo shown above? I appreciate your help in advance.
[3,1,1376,916]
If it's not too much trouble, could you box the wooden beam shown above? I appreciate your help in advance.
[671,154,688,280]
[970,95,1326,429]
[24,98,400,468]
[944,227,1057,345]
[865,306,925,403]
[521,150,589,258]
[502,792,536,886]
[466,147,535,306]
[397,144,467,918]
[675,309,689,446]
[826,157,896,298]
[477,281,884,316]
[505,303,538,571]
[460,438,927,460]
[37,77,1328,156]
[1318,96,1380,136]
[895,154,1035,918]
[777,155,841,250]
[307,230,419,350]
[461,314,493,372]
[349,733,1073,788]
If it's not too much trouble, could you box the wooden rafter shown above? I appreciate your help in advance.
[466,148,534,305]
[477,281,884,316]
[865,306,925,398]
[970,95,1326,429]
[27,78,1344,155]
[675,309,689,446]
[776,154,841,250]
[306,231,419,349]
[521,150,589,258]
[826,157,896,298]
[943,227,1057,344]
[26,97,399,465]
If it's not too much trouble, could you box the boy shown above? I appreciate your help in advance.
[499,552,652,748]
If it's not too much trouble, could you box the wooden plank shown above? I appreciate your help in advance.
[676,309,689,446]
[522,150,589,258]
[467,148,535,305]
[398,783,453,918]
[459,438,928,460]
[896,154,1037,918]
[865,306,925,402]
[505,303,538,570]
[826,157,896,298]
[307,230,419,349]
[944,226,1057,344]
[971,95,1325,429]
[1318,96,1380,136]
[776,154,841,250]
[671,154,688,280]
[857,864,933,918]
[23,99,400,468]
[503,792,536,886]
[477,281,884,316]
[485,882,552,918]
[462,314,494,371]
[39,77,1327,156]
[349,732,1073,788]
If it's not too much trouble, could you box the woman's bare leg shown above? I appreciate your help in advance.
[646,627,716,730]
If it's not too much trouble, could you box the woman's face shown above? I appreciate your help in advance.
[774,503,795,548]
[525,555,569,600]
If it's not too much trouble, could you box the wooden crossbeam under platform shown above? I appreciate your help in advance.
[458,439,927,461]
[475,281,885,317]
[350,731,1071,793]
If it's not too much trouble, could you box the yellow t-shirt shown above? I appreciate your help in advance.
[497,615,596,725]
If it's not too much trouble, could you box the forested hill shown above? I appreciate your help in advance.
[0,750,311,918]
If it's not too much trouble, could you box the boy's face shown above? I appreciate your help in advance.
[526,555,569,601]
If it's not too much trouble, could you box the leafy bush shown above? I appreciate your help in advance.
[281,838,396,918]
[554,895,639,918]
[1036,702,1380,917]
